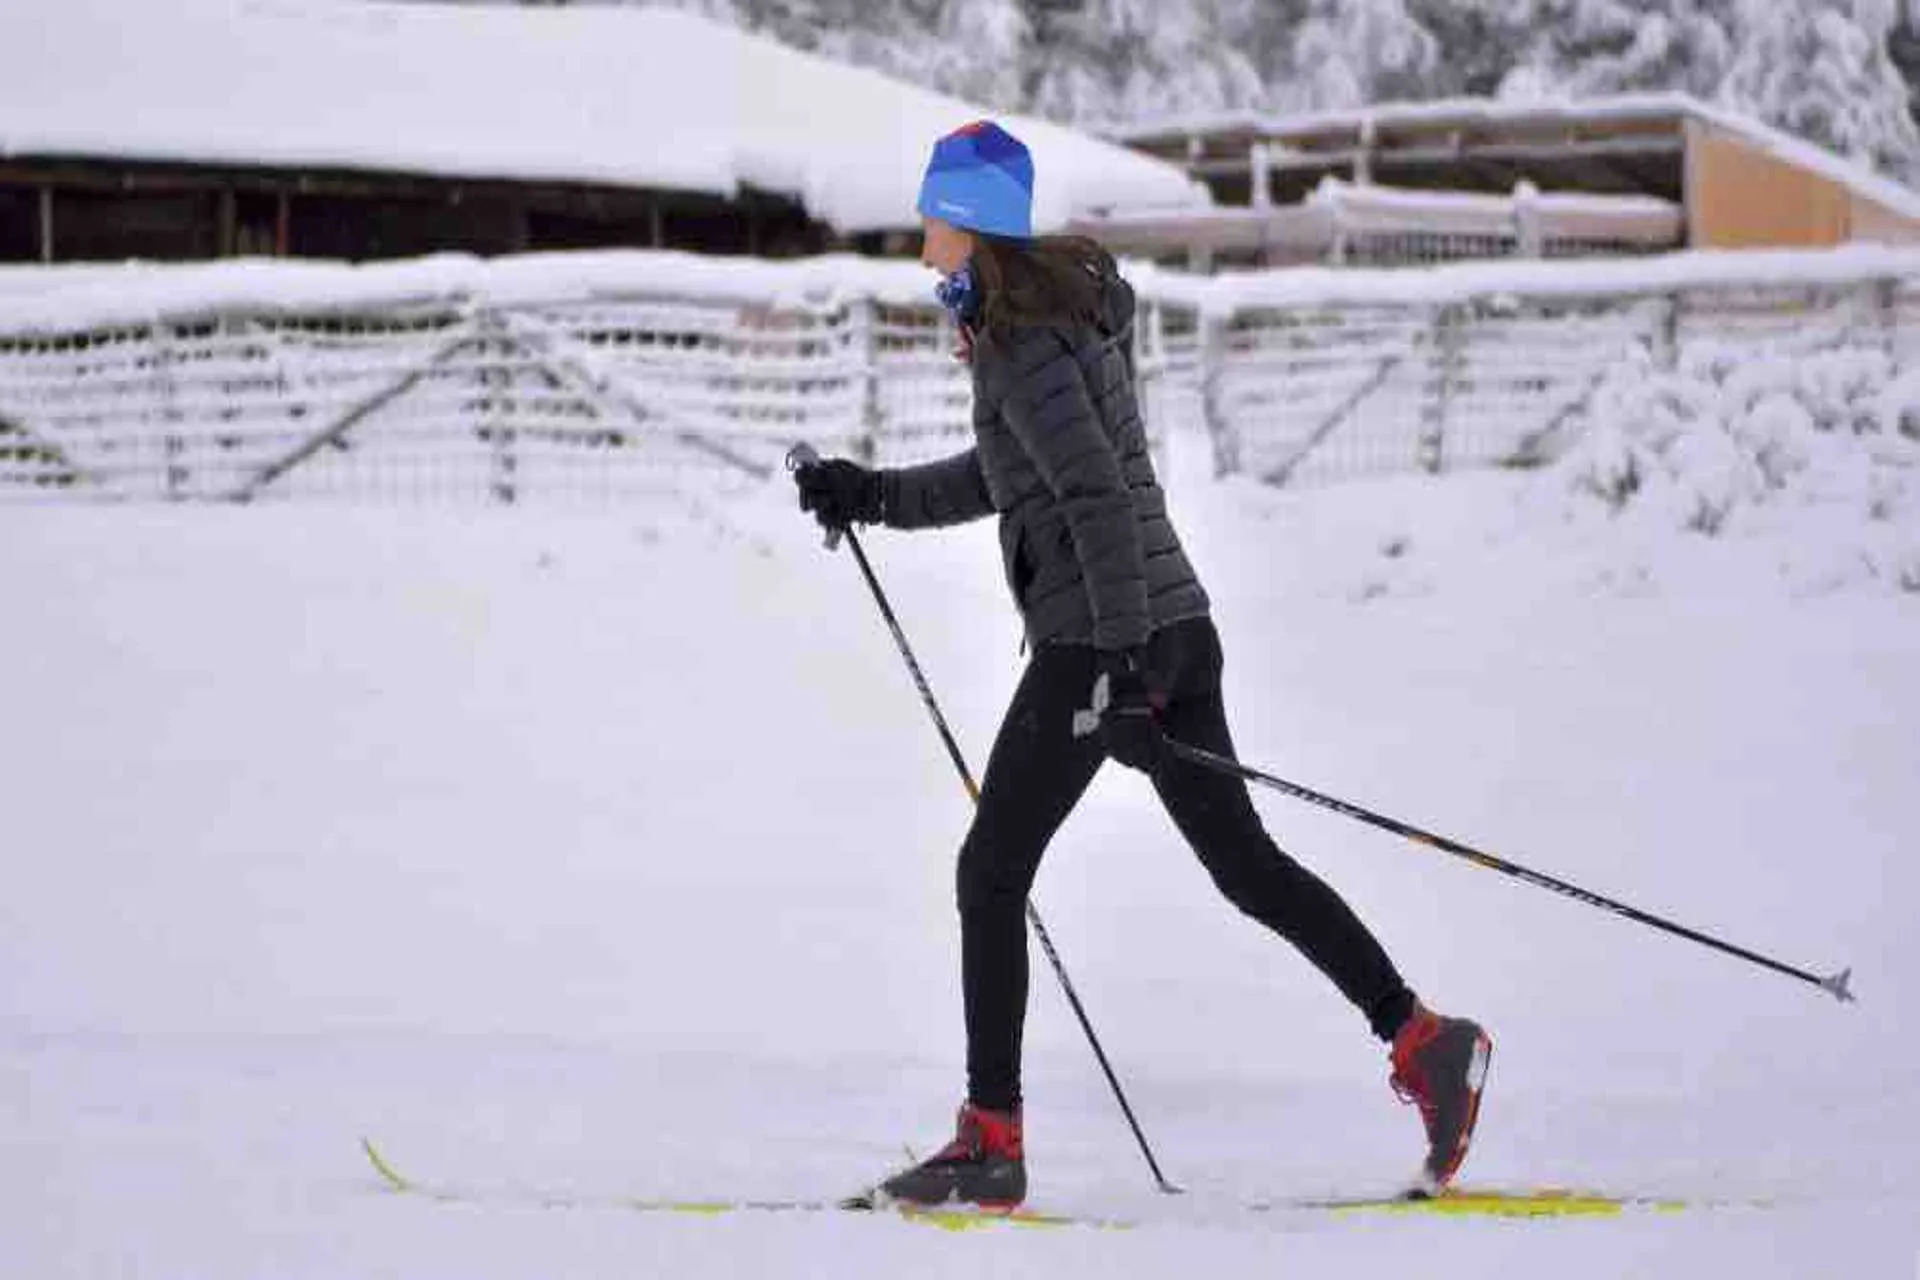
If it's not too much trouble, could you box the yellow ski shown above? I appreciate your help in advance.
[364,1139,1760,1226]
[361,1138,1105,1230]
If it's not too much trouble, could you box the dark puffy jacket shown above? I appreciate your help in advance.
[878,267,1209,651]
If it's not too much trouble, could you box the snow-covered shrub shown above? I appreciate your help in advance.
[1875,368,1920,440]
[1551,332,1920,591]
[1561,340,1916,524]
[1560,343,1755,533]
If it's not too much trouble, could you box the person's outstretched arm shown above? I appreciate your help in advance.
[881,448,995,529]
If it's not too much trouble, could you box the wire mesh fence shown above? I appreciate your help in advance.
[1195,263,1920,486]
[2,250,1915,503]
[0,275,1181,504]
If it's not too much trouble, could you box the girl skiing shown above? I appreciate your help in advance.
[793,120,1491,1208]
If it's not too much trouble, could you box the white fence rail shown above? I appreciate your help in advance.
[2,247,1917,503]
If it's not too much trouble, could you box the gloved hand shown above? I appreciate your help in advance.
[793,457,882,533]
[1092,648,1166,775]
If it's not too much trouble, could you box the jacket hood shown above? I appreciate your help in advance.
[1094,258,1137,345]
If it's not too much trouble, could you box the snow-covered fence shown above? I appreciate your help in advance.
[0,253,1188,504]
[4,247,1917,504]
[1197,247,1920,487]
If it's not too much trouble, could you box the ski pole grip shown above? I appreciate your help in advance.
[784,441,843,551]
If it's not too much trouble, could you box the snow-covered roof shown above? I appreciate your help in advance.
[1112,93,1704,145]
[0,0,1206,234]
[1111,93,1920,225]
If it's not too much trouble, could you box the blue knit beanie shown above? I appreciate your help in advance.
[916,121,1035,240]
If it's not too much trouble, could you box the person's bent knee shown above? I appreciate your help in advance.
[956,845,1032,919]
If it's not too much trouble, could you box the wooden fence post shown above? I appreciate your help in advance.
[1420,303,1465,474]
[1875,276,1898,356]
[850,298,884,464]
[1514,180,1544,258]
[1654,290,1681,371]
[155,323,186,501]
[481,311,519,505]
[1198,312,1240,477]
[1136,298,1164,466]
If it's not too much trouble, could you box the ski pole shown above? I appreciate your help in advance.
[787,442,1184,1195]
[1163,738,1855,1005]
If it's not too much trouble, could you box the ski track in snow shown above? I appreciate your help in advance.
[3,426,1917,1277]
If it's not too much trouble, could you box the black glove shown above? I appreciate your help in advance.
[793,458,882,533]
[1093,648,1166,775]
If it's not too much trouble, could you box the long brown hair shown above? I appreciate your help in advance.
[969,234,1113,336]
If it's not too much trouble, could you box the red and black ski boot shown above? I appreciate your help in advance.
[1389,1002,1493,1194]
[874,1103,1026,1210]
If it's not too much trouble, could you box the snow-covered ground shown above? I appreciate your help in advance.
[4,423,1917,1277]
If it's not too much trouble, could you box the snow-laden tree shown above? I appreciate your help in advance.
[1277,0,1442,112]
[1496,0,1741,101]
[1720,0,1920,181]
[1891,6,1920,127]
[930,0,1032,109]
[1022,0,1265,127]
[814,0,1031,112]
[1401,0,1534,99]
[679,0,1031,112]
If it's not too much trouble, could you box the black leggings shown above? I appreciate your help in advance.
[957,616,1415,1112]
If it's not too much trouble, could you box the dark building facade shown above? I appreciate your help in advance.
[0,155,846,265]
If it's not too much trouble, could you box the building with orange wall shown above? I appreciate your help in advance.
[1081,95,1920,268]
